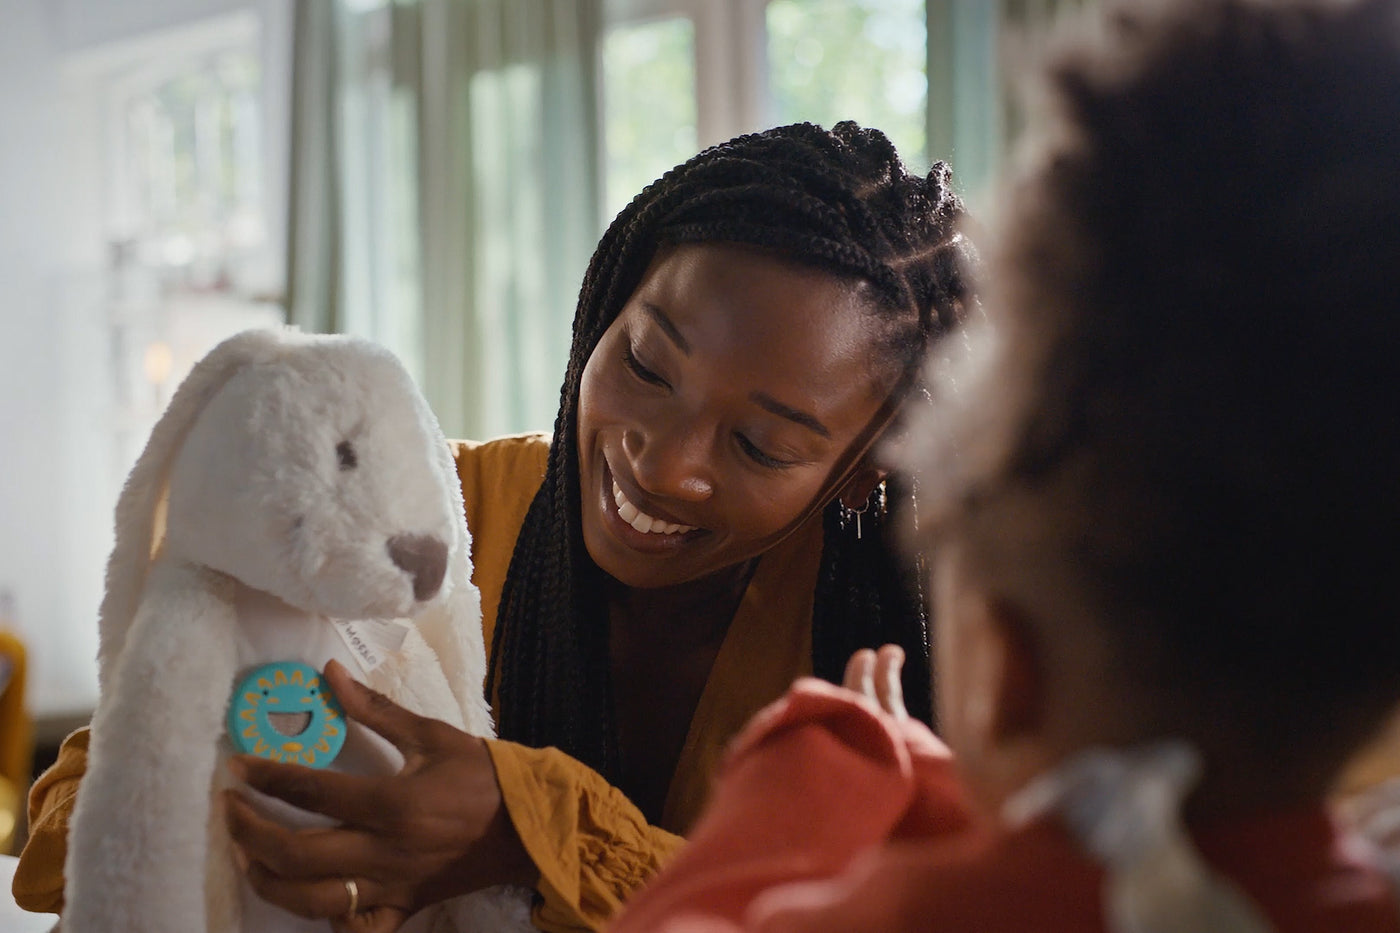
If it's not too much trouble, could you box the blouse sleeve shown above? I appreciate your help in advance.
[12,727,89,913]
[487,738,686,932]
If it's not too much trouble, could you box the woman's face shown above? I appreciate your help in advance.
[577,242,899,590]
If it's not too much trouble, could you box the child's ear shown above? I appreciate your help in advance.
[984,599,1043,744]
[838,465,888,510]
[953,595,1047,808]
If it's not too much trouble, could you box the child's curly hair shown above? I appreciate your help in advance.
[914,0,1400,766]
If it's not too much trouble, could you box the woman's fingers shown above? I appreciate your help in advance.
[843,648,877,699]
[225,791,397,880]
[231,756,392,829]
[873,644,908,721]
[323,660,438,760]
[244,859,409,925]
[331,905,412,933]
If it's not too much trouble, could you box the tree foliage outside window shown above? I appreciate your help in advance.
[767,0,928,171]
[602,16,698,227]
[123,49,266,290]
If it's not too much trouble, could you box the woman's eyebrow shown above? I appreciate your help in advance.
[641,300,829,437]
[643,303,691,355]
[750,392,831,438]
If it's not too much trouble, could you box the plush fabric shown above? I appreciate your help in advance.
[19,432,824,932]
[608,679,1400,933]
[42,328,524,933]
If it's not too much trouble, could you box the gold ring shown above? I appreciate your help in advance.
[343,877,360,917]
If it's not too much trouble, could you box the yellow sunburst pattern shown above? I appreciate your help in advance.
[226,661,347,768]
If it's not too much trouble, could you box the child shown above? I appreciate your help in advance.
[607,0,1400,930]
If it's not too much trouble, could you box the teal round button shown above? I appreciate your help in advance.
[227,661,346,768]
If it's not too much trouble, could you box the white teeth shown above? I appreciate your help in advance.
[611,480,696,536]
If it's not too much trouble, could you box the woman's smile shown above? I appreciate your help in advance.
[613,481,698,536]
[600,456,708,555]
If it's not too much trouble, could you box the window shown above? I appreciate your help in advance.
[601,0,930,222]
[90,13,283,490]
[602,16,698,223]
[116,48,266,283]
[766,0,927,170]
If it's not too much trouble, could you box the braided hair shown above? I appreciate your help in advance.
[488,121,973,781]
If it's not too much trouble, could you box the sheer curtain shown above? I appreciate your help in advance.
[927,0,1091,200]
[287,0,601,439]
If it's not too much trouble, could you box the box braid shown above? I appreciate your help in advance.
[488,121,974,779]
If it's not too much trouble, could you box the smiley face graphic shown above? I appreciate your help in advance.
[227,661,346,768]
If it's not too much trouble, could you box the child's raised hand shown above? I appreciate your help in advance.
[842,644,908,721]
[223,660,535,932]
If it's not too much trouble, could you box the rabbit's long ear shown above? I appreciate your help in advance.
[67,561,241,933]
[97,327,290,692]
[414,437,493,736]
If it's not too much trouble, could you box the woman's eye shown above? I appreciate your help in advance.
[622,345,669,388]
[735,433,792,470]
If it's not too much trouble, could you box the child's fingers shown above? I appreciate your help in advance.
[323,659,436,759]
[874,644,908,721]
[843,648,877,699]
[842,646,908,719]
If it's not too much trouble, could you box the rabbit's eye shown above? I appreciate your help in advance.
[336,441,358,471]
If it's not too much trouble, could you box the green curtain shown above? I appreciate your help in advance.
[927,0,1091,201]
[286,0,602,439]
[286,0,343,337]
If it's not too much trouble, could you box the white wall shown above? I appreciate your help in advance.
[0,0,101,718]
[51,0,250,52]
[0,0,285,718]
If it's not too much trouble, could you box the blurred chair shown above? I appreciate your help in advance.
[0,630,33,855]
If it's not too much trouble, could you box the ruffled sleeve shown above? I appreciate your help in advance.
[12,727,89,912]
[488,739,685,932]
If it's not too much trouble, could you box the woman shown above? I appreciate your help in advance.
[16,121,974,932]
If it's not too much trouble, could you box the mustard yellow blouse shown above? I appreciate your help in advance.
[13,433,822,931]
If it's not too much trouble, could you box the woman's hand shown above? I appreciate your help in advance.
[224,659,536,933]
[842,644,908,721]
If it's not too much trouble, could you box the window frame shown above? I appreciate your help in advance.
[604,0,771,148]
[65,8,288,296]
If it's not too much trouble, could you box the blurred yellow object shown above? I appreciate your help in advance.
[0,781,15,852]
[1338,706,1400,800]
[0,630,32,855]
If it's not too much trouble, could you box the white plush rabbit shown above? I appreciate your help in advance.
[63,328,532,933]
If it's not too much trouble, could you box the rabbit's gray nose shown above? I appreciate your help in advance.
[387,534,448,602]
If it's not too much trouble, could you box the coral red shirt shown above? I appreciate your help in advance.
[609,679,1400,933]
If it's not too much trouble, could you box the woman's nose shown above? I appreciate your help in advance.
[623,425,715,502]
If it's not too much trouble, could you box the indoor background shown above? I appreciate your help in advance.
[0,0,1085,846]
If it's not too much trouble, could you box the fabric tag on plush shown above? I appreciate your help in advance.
[332,619,412,674]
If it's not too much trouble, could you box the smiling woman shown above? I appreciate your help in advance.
[578,243,894,591]
[16,121,974,933]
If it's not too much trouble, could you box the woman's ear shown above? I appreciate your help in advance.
[839,465,888,509]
